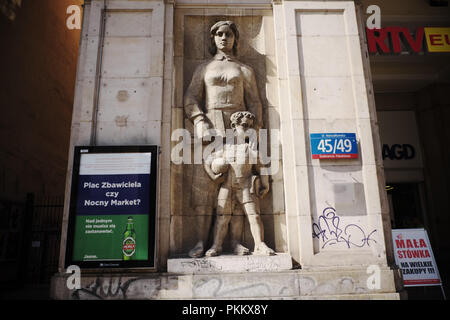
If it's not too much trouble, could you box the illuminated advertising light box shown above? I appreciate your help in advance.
[65,146,158,269]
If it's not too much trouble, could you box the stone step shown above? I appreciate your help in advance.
[51,266,401,300]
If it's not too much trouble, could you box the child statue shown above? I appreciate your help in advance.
[203,111,275,257]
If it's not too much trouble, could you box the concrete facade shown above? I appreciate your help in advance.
[52,0,403,299]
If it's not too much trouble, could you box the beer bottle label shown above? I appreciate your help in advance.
[122,236,136,257]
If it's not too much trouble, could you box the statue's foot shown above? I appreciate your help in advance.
[188,242,204,258]
[253,242,275,256]
[232,243,250,256]
[205,246,222,257]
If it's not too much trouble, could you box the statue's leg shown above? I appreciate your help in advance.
[188,205,213,258]
[189,162,218,258]
[243,202,275,255]
[205,214,231,257]
[230,205,250,255]
[205,190,231,257]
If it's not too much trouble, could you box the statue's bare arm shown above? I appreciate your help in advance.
[242,65,263,130]
[254,159,270,198]
[184,63,207,123]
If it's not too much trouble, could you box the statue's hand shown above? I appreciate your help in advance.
[211,172,225,184]
[194,118,212,141]
[258,176,270,198]
[258,185,269,198]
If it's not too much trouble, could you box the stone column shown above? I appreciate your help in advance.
[272,0,398,278]
[58,0,168,271]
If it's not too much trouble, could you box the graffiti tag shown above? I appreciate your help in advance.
[312,207,377,249]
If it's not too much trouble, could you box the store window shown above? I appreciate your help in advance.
[387,183,427,229]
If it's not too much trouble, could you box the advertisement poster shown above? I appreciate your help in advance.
[66,146,157,269]
[392,228,441,286]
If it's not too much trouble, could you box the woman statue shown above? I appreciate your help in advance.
[184,20,268,258]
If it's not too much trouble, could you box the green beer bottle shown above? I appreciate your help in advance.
[122,216,136,260]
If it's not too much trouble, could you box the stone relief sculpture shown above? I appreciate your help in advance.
[203,111,275,257]
[183,20,272,258]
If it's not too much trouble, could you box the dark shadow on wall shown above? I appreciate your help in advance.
[0,0,82,298]
[0,0,82,198]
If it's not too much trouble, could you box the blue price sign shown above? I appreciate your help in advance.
[310,133,358,159]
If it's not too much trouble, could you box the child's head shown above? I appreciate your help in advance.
[230,111,255,132]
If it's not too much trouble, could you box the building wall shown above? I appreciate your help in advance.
[0,0,82,198]
[57,0,395,272]
[46,0,406,300]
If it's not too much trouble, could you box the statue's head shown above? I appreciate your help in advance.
[209,20,239,56]
[230,111,255,130]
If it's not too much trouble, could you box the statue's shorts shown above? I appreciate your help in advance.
[216,185,260,216]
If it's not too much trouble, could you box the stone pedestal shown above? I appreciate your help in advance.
[50,266,402,300]
[167,254,293,273]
